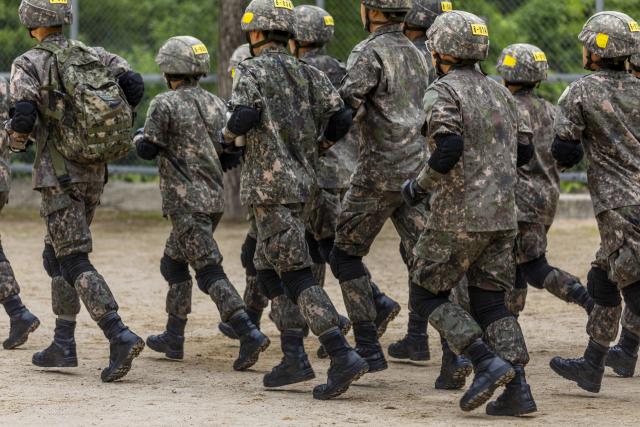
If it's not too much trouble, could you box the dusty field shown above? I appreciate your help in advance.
[0,208,638,427]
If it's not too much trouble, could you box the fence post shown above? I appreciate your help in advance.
[71,0,79,40]
[596,0,604,13]
[316,0,325,10]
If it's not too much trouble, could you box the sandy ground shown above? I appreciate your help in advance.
[0,208,638,427]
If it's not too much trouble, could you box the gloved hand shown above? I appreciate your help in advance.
[218,129,242,153]
[219,150,244,172]
[133,127,144,143]
[119,71,145,108]
[401,179,428,207]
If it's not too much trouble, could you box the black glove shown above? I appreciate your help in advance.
[551,135,583,166]
[424,191,433,212]
[119,71,145,108]
[226,106,259,136]
[219,150,244,172]
[517,142,536,167]
[557,143,584,169]
[401,179,427,207]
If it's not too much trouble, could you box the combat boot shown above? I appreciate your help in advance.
[218,306,263,340]
[606,328,639,377]
[353,323,387,373]
[460,341,515,412]
[317,314,352,358]
[32,319,77,367]
[2,295,40,349]
[435,338,472,389]
[549,339,608,393]
[228,312,270,371]
[98,312,145,382]
[146,315,187,359]
[486,365,537,416]
[568,284,595,315]
[264,330,315,387]
[388,313,430,361]
[371,282,401,338]
[313,329,369,400]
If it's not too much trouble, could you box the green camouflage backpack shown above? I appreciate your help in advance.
[33,40,134,173]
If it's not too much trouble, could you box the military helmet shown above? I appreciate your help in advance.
[228,44,252,76]
[19,0,73,29]
[156,36,211,76]
[496,44,548,84]
[579,11,640,59]
[405,0,453,31]
[426,10,489,61]
[361,0,412,12]
[241,0,296,37]
[630,54,640,71]
[294,5,334,44]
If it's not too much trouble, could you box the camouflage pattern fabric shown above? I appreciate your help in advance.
[361,0,412,11]
[428,302,483,355]
[228,44,252,77]
[340,24,429,192]
[10,32,131,189]
[311,262,326,288]
[166,280,192,316]
[405,0,451,30]
[207,278,247,323]
[485,316,530,365]
[142,80,227,217]
[513,90,559,225]
[426,11,489,61]
[542,269,581,302]
[0,78,11,192]
[417,67,533,231]
[515,222,549,264]
[271,294,307,331]
[579,12,640,59]
[51,275,80,316]
[241,0,297,36]
[411,229,517,293]
[229,45,343,205]
[0,261,20,301]
[19,0,73,28]
[587,304,623,343]
[495,44,549,84]
[411,35,437,85]
[165,213,224,272]
[155,36,210,76]
[505,288,527,317]
[621,305,640,336]
[244,274,268,310]
[450,278,470,313]
[74,271,119,322]
[307,188,343,242]
[592,206,640,289]
[340,276,377,324]
[555,70,640,216]
[294,6,334,44]
[631,54,640,69]
[297,285,340,336]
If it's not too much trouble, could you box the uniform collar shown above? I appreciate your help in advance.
[412,34,429,44]
[175,79,200,90]
[369,23,403,39]
[299,47,324,60]
[41,32,67,44]
[258,45,288,56]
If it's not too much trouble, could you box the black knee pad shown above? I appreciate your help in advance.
[622,280,640,317]
[410,282,451,320]
[468,287,513,329]
[317,238,334,264]
[587,267,622,307]
[329,247,367,282]
[160,255,192,285]
[0,241,8,263]
[194,264,227,295]
[519,255,554,289]
[257,269,285,300]
[42,244,61,278]
[515,264,528,290]
[281,267,317,304]
[305,231,324,265]
[240,234,257,276]
[59,252,96,284]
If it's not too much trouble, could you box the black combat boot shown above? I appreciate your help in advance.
[606,328,640,378]
[353,323,387,373]
[218,306,263,340]
[371,282,401,338]
[388,313,430,361]
[98,312,145,382]
[549,339,608,393]
[486,365,537,416]
[568,284,595,315]
[264,330,315,387]
[435,337,472,389]
[32,319,77,367]
[146,315,187,359]
[317,314,352,358]
[313,329,369,400]
[2,295,40,349]
[460,341,515,412]
[228,312,270,371]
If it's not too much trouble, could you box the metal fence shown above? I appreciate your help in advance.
[3,0,639,173]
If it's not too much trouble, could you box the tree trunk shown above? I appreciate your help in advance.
[218,0,248,219]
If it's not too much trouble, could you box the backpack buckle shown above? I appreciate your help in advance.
[61,116,75,127]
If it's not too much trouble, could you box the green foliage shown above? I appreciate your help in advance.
[561,181,588,193]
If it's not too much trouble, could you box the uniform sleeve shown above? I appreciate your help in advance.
[0,79,10,121]
[339,48,382,110]
[318,72,344,121]
[230,64,263,110]
[516,107,534,147]
[554,81,584,141]
[143,97,169,149]
[10,57,41,104]
[88,47,132,78]
[424,84,462,138]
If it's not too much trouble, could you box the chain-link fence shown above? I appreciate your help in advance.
[2,0,640,174]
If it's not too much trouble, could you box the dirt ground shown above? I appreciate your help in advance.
[0,208,638,427]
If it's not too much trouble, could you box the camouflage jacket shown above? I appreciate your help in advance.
[143,80,227,216]
[514,89,559,225]
[418,66,533,232]
[10,32,131,189]
[230,45,343,205]
[0,77,11,192]
[340,24,430,192]
[299,48,358,189]
[412,34,437,85]
[555,69,640,216]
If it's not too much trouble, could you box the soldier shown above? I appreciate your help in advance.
[550,12,640,390]
[134,37,270,371]
[330,0,430,374]
[495,44,594,318]
[630,54,640,78]
[403,11,538,415]
[219,0,367,400]
[5,0,146,382]
[0,76,41,350]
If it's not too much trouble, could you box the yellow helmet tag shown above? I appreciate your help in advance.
[192,45,208,55]
[596,33,609,49]
[242,13,254,24]
[231,69,235,78]
[629,22,640,32]
[274,0,293,10]
[471,25,488,36]
[324,16,334,26]
[533,52,547,62]
[50,0,68,3]
[503,55,517,67]
[441,2,452,12]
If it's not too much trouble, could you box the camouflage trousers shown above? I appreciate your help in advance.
[164,212,245,322]
[412,228,530,365]
[307,187,346,242]
[0,191,21,302]
[242,229,269,310]
[41,183,118,321]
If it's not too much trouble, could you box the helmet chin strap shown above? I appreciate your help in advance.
[584,51,630,72]
[402,24,426,36]
[363,8,404,32]
[246,30,292,57]
[433,52,478,76]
